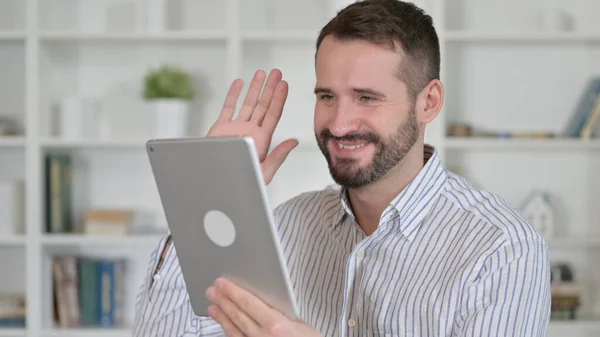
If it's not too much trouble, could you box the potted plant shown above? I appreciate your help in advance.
[142,64,194,138]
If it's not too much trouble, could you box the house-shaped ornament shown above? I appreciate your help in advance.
[520,191,554,238]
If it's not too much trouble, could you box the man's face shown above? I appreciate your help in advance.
[314,36,420,188]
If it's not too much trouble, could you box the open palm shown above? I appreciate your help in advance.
[206,69,298,185]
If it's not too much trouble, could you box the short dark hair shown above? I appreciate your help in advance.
[316,0,440,101]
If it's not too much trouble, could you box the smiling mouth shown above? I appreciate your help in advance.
[336,141,366,150]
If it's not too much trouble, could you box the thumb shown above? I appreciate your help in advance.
[261,139,298,185]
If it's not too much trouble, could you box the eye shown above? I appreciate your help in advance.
[319,94,334,101]
[359,95,375,103]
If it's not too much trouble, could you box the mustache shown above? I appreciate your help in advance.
[319,129,380,143]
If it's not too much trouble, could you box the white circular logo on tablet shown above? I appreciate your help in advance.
[204,210,236,247]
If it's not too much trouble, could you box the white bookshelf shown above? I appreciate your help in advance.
[0,0,598,336]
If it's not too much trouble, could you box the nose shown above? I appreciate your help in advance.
[328,100,360,137]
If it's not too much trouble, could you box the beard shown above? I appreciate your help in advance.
[316,107,419,189]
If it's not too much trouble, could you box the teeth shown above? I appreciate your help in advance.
[337,142,365,150]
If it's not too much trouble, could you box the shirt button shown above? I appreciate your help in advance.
[348,319,356,327]
[153,273,162,281]
[357,249,365,258]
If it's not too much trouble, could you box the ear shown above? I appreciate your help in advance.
[417,79,444,124]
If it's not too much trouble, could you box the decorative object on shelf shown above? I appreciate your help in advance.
[499,131,556,139]
[550,262,582,321]
[0,116,22,136]
[146,0,167,33]
[0,179,25,235]
[447,122,473,137]
[520,190,554,238]
[57,95,108,140]
[84,209,134,236]
[551,263,573,283]
[539,7,574,32]
[104,1,138,32]
[447,123,559,139]
[142,64,195,139]
[0,294,26,328]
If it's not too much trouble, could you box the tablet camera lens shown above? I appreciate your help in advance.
[149,146,154,152]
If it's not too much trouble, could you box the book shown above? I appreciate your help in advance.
[579,94,600,139]
[564,76,600,137]
[45,153,73,233]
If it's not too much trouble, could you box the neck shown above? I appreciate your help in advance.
[346,142,425,236]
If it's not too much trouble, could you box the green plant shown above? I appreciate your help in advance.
[142,65,195,100]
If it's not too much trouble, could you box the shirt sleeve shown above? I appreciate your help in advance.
[455,237,552,336]
[132,235,226,337]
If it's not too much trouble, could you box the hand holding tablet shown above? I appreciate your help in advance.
[146,68,304,324]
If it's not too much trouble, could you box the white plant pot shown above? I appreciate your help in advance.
[146,0,167,33]
[151,99,189,138]
[58,96,105,140]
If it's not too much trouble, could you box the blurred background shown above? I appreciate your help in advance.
[0,0,598,336]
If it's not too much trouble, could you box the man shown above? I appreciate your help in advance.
[133,0,551,336]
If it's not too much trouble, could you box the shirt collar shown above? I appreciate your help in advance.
[334,144,447,242]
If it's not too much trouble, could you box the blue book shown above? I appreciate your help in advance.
[97,260,115,327]
[97,259,126,327]
[564,77,600,137]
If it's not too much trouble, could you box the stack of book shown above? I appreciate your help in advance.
[52,256,125,328]
[44,152,137,236]
[550,282,582,320]
[84,209,134,236]
[0,294,25,327]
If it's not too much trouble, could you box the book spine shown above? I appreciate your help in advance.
[78,258,99,326]
[45,154,73,233]
[98,260,115,327]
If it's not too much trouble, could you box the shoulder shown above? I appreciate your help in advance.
[441,172,550,293]
[442,171,546,247]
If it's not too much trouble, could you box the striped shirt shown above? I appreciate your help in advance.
[133,144,551,336]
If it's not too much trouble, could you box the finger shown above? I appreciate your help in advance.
[260,80,288,134]
[261,139,298,185]
[250,69,282,125]
[208,285,262,336]
[214,278,284,327]
[219,79,244,121]
[237,70,267,121]
[207,304,245,337]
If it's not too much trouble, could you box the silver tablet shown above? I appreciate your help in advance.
[146,136,299,320]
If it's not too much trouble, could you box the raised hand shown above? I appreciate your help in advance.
[206,69,298,185]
